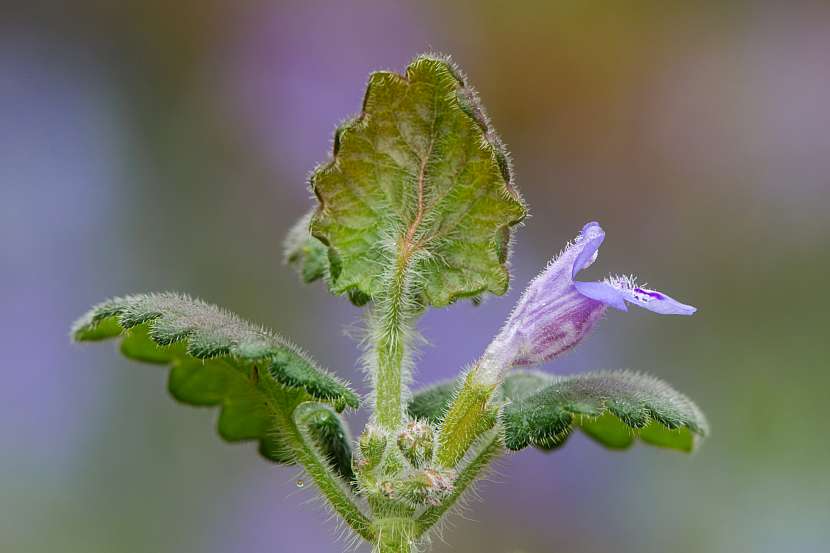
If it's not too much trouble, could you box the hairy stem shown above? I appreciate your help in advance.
[417,428,503,536]
[374,247,415,430]
[435,368,497,468]
[269,392,374,542]
[374,517,416,553]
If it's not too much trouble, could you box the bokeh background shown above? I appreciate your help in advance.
[3,1,829,552]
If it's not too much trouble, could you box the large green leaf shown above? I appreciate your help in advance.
[308,54,527,307]
[72,293,358,471]
[408,371,707,453]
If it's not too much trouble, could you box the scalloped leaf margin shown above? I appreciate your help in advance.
[308,53,527,307]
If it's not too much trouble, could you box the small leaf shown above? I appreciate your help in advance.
[501,371,708,453]
[306,407,355,483]
[72,293,359,467]
[408,371,707,453]
[284,211,330,285]
[284,213,371,308]
[309,54,527,307]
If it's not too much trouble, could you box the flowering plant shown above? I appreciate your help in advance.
[72,54,706,553]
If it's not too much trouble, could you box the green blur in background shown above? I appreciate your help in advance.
[2,1,828,552]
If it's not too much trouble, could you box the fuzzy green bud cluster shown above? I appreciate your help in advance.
[357,419,456,510]
[358,425,387,470]
[397,420,435,468]
[397,467,456,507]
[355,425,391,497]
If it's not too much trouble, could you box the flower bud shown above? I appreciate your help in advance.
[358,425,387,471]
[398,467,456,506]
[397,420,435,468]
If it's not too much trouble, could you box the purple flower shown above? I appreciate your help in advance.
[477,222,695,383]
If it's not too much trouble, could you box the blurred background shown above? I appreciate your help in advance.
[2,1,829,552]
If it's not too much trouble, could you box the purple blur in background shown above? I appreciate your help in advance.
[2,2,829,552]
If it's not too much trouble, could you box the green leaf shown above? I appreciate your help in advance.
[305,406,355,483]
[285,211,330,285]
[168,357,294,463]
[407,379,458,424]
[408,371,707,453]
[501,371,708,453]
[284,212,372,308]
[407,373,555,424]
[72,293,359,468]
[309,54,527,307]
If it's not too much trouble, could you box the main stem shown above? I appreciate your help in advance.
[374,246,413,430]
[377,541,411,553]
[374,518,416,553]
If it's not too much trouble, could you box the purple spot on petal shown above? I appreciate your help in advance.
[633,288,666,301]
[624,286,697,316]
